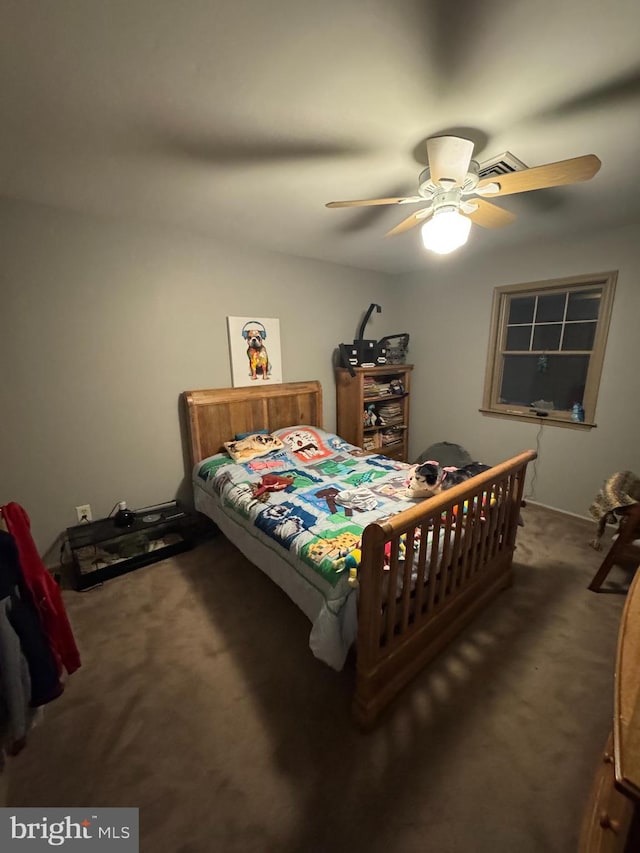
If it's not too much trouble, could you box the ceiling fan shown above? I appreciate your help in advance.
[326,136,601,254]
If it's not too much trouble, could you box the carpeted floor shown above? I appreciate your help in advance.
[4,505,636,852]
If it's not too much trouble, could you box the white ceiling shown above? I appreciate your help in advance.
[1,0,640,274]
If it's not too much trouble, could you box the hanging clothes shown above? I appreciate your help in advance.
[0,529,63,705]
[1,503,81,676]
[0,596,33,754]
[0,527,64,756]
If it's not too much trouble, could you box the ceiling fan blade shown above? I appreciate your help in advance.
[477,154,601,197]
[461,198,517,228]
[326,196,422,208]
[426,136,474,187]
[385,208,432,237]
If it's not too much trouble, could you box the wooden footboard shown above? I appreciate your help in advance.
[353,450,536,727]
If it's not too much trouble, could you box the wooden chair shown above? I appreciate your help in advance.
[588,502,640,592]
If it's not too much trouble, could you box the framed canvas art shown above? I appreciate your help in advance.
[227,316,283,387]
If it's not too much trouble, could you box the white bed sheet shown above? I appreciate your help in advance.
[194,479,358,670]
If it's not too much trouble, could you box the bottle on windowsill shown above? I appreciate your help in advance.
[571,402,585,423]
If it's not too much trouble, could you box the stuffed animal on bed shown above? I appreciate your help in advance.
[405,460,491,499]
[404,460,446,498]
[449,493,497,522]
[333,548,363,588]
[224,432,284,462]
[251,473,295,499]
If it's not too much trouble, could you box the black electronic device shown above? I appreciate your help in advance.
[378,332,409,364]
[339,343,359,370]
[338,304,387,376]
[114,501,136,528]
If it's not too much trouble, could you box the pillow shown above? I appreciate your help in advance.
[272,426,355,462]
[235,429,269,440]
[223,433,284,463]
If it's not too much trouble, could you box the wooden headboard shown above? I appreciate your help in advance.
[182,380,323,465]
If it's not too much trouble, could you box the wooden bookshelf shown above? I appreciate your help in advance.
[335,365,413,462]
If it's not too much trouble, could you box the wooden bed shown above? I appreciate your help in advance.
[183,380,536,727]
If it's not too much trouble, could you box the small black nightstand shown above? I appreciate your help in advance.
[67,501,196,590]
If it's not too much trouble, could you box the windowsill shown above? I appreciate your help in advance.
[479,408,596,429]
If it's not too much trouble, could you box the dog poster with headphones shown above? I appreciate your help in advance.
[227,316,283,387]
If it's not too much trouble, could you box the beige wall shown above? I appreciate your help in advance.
[396,222,640,518]
[0,198,400,557]
[2,195,638,557]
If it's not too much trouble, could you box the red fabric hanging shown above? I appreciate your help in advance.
[1,502,81,675]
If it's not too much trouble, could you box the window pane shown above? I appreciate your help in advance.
[499,354,589,411]
[532,323,562,350]
[536,293,565,322]
[486,272,616,425]
[499,355,538,406]
[566,289,601,321]
[506,325,532,351]
[562,322,596,351]
[508,296,535,324]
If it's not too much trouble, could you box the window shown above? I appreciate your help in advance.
[482,271,617,427]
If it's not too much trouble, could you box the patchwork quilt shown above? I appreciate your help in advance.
[195,426,418,587]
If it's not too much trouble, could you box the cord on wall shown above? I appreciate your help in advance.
[524,421,544,502]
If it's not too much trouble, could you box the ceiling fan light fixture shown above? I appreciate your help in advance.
[421,207,472,255]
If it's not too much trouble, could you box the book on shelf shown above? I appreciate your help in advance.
[381,427,404,447]
[363,432,382,451]
[377,402,403,425]
[363,377,396,397]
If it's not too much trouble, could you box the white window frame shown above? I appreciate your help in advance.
[481,271,617,428]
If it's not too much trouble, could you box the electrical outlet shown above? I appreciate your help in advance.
[75,504,92,523]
